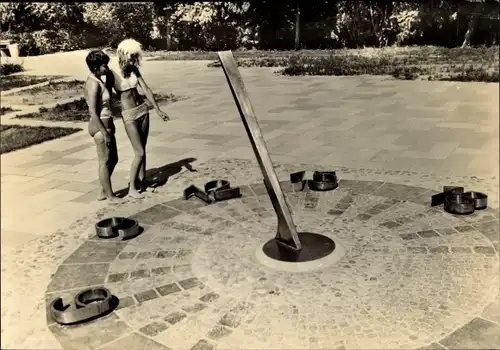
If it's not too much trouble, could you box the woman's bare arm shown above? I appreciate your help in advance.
[86,79,110,138]
[105,71,120,115]
[134,68,161,112]
[135,67,170,121]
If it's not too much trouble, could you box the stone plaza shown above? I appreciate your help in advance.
[1,50,499,349]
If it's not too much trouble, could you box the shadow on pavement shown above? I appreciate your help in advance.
[115,157,197,197]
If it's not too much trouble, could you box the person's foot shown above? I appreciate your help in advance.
[108,195,126,203]
[137,180,149,193]
[128,190,145,199]
[97,188,107,201]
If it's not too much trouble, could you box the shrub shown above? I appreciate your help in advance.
[280,54,399,76]
[207,57,291,68]
[18,93,184,122]
[33,29,83,55]
[0,75,55,91]
[0,29,84,56]
[0,63,24,76]
[0,124,82,154]
[0,32,40,56]
[439,65,499,83]
[0,107,19,116]
[167,3,247,51]
[279,53,498,83]
[391,66,420,80]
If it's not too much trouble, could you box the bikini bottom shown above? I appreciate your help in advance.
[121,102,149,123]
[89,109,115,137]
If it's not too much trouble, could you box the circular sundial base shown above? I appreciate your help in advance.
[257,232,346,273]
[263,232,336,262]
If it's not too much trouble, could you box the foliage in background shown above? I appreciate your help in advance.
[109,3,154,47]
[204,45,499,83]
[82,2,154,47]
[0,1,498,55]
[166,2,249,50]
[0,3,87,55]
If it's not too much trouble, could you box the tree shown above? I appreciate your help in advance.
[461,0,486,47]
[295,2,301,50]
[247,0,336,49]
[333,1,400,48]
[169,2,248,50]
[152,2,179,50]
[83,3,114,30]
[300,0,338,48]
[0,3,40,33]
[110,2,154,46]
[31,3,85,32]
[246,1,296,49]
[460,0,499,47]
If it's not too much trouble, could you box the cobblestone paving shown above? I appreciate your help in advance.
[29,159,500,350]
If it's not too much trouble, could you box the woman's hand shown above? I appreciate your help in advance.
[103,132,113,146]
[157,109,170,122]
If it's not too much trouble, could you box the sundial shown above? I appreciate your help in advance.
[217,51,337,263]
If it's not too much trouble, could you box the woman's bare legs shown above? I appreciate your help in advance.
[94,132,122,202]
[138,114,150,191]
[123,118,146,199]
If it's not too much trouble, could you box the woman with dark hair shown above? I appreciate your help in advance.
[84,49,123,202]
[111,39,170,199]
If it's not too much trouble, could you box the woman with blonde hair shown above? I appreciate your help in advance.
[111,38,170,198]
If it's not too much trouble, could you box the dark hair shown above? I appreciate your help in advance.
[85,50,110,73]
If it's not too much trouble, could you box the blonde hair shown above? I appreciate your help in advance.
[117,39,143,77]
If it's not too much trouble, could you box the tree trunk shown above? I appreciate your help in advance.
[461,2,484,48]
[165,18,171,50]
[294,1,300,50]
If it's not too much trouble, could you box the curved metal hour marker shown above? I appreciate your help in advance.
[290,170,339,192]
[95,217,140,239]
[463,191,488,210]
[184,180,242,204]
[50,287,115,325]
[432,186,488,215]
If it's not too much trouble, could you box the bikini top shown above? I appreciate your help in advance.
[111,69,138,92]
[87,74,110,109]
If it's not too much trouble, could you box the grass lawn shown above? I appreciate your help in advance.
[0,106,20,116]
[15,93,184,122]
[0,75,64,92]
[0,63,24,75]
[150,46,498,61]
[2,80,83,106]
[149,49,336,61]
[277,46,499,82]
[172,45,498,82]
[0,124,82,154]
